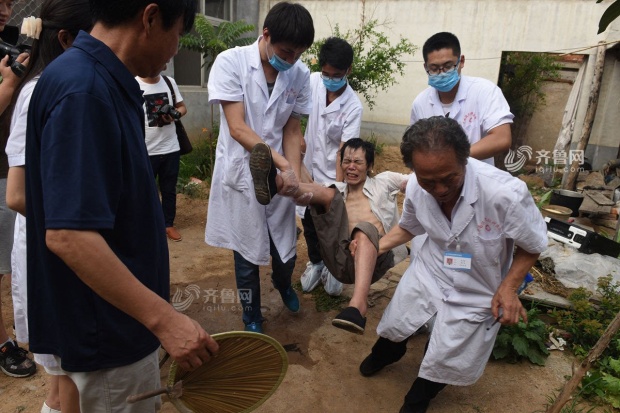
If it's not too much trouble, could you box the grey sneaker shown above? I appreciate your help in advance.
[321,266,343,296]
[0,340,36,378]
[301,261,324,292]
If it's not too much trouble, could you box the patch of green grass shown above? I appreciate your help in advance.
[293,281,349,312]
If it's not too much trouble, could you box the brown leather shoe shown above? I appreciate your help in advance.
[166,226,182,242]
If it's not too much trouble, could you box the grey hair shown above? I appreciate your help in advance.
[400,116,470,169]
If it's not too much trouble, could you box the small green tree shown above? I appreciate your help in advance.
[302,20,417,110]
[498,52,561,149]
[179,14,255,71]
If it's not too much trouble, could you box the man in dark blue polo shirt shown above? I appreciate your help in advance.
[25,1,218,410]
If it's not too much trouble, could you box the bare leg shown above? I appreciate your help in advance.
[44,375,62,411]
[275,173,336,211]
[348,230,378,317]
[59,374,81,413]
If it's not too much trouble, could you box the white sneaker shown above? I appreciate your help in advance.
[41,402,61,413]
[321,266,343,296]
[301,261,324,292]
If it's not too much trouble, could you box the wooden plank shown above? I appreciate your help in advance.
[580,193,612,214]
[520,282,572,309]
[584,190,615,206]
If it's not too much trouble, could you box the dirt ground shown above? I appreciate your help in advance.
[0,146,610,413]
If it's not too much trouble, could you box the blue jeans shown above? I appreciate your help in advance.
[149,151,180,227]
[233,235,296,325]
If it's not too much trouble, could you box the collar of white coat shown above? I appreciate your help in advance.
[321,81,353,114]
[444,158,480,244]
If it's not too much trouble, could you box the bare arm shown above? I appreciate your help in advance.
[282,115,303,180]
[491,246,540,325]
[174,100,187,117]
[378,224,415,255]
[6,166,25,215]
[469,123,511,161]
[45,229,219,371]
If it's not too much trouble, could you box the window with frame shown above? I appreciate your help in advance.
[174,0,233,86]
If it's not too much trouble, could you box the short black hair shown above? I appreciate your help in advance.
[318,37,353,70]
[340,138,375,169]
[263,2,314,49]
[90,0,197,34]
[422,32,461,62]
[401,116,470,170]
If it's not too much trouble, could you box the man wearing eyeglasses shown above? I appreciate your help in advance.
[410,32,513,166]
[298,37,363,297]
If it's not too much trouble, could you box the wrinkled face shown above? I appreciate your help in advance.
[341,147,370,186]
[0,0,13,32]
[411,148,465,205]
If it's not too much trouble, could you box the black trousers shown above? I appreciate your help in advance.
[301,207,323,264]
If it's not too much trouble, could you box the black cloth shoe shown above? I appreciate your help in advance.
[401,377,447,413]
[0,340,36,378]
[250,142,277,205]
[399,400,430,413]
[359,336,409,377]
[332,306,366,334]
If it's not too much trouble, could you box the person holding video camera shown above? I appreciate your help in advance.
[136,70,187,242]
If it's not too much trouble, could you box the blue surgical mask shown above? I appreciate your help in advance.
[267,42,294,72]
[428,69,460,92]
[323,76,347,92]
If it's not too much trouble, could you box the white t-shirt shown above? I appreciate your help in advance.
[135,76,183,155]
[6,77,38,167]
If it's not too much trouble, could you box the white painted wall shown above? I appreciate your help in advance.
[259,0,613,143]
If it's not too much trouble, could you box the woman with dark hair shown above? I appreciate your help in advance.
[5,1,93,411]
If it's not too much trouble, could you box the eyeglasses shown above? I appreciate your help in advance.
[425,59,460,76]
[342,158,366,166]
[320,73,346,82]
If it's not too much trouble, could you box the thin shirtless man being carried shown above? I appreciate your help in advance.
[250,138,409,333]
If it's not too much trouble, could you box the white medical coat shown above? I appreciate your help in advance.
[303,72,363,184]
[205,39,312,265]
[410,76,514,165]
[377,158,547,385]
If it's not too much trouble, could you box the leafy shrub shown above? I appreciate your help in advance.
[492,307,550,365]
[551,275,620,407]
[302,20,416,110]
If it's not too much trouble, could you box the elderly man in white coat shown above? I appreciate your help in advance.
[358,116,548,413]
[205,2,314,334]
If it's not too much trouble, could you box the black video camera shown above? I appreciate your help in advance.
[155,103,181,120]
[0,26,30,77]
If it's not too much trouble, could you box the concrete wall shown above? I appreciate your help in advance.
[180,0,617,162]
[259,0,610,143]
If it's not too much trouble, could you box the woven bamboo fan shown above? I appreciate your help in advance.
[127,331,288,413]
